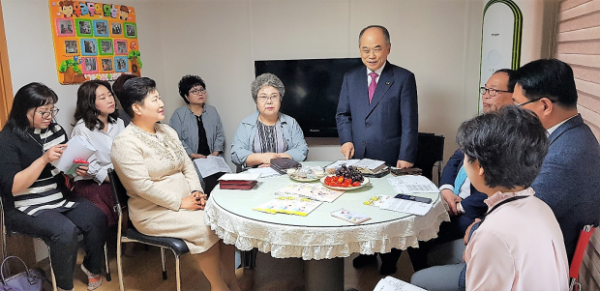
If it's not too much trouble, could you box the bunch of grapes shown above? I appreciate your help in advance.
[335,165,364,183]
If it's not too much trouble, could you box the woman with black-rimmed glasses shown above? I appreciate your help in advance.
[170,75,227,194]
[0,83,107,291]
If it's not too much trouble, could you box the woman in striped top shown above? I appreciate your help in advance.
[0,83,107,291]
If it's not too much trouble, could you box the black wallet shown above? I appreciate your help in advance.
[270,158,301,174]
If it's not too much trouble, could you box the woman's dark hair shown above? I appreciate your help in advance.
[112,74,136,103]
[74,80,118,131]
[120,77,157,118]
[178,75,206,104]
[515,59,578,109]
[5,82,59,139]
[456,105,548,189]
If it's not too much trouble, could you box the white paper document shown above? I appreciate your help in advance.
[387,175,438,193]
[218,173,261,181]
[193,156,232,177]
[373,276,426,291]
[246,167,281,178]
[379,197,433,216]
[51,135,96,172]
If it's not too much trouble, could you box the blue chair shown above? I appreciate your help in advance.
[108,169,189,291]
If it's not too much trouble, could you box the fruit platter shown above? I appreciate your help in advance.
[321,165,370,190]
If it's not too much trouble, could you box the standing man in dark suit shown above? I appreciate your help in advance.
[513,59,600,263]
[336,25,418,275]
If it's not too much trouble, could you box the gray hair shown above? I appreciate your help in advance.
[251,73,285,103]
[358,25,391,46]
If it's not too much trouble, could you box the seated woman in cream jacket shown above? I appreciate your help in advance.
[110,77,240,291]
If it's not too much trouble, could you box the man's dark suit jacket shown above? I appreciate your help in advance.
[533,114,600,263]
[440,149,488,233]
[336,62,418,165]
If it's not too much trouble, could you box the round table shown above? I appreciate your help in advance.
[204,161,449,291]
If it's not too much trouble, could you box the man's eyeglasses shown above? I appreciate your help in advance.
[189,87,206,95]
[480,87,510,97]
[36,108,60,119]
[515,97,554,107]
[257,95,280,103]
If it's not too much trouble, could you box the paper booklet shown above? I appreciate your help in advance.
[363,195,394,207]
[363,194,432,216]
[252,197,322,216]
[193,156,232,178]
[330,208,371,224]
[274,183,344,203]
[387,175,438,193]
[51,135,96,172]
[374,276,426,291]
[378,196,433,216]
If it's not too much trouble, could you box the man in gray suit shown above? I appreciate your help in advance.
[513,58,600,263]
[336,25,418,275]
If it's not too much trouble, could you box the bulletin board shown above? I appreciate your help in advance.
[49,1,142,84]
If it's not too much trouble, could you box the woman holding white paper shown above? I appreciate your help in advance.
[0,82,107,291]
[111,77,240,291]
[170,75,227,194]
[71,80,125,227]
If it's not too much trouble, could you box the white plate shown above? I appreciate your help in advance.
[288,175,321,182]
[320,176,370,191]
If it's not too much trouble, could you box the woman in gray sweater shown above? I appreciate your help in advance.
[170,75,226,194]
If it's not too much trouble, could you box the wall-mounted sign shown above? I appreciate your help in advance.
[49,1,142,84]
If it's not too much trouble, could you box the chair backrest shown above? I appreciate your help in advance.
[108,169,127,215]
[413,132,445,183]
[569,224,597,291]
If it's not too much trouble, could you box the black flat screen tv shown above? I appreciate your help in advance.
[255,58,363,138]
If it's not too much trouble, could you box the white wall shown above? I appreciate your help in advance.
[2,0,488,169]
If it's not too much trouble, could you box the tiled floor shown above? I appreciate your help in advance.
[53,242,415,291]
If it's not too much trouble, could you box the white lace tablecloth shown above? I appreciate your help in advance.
[204,162,450,260]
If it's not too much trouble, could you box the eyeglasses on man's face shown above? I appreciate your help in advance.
[189,87,206,95]
[36,108,60,119]
[258,94,280,103]
[480,87,510,98]
[514,97,555,107]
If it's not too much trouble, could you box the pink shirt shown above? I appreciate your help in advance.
[465,188,569,291]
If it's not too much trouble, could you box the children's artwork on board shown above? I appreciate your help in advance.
[50,1,143,84]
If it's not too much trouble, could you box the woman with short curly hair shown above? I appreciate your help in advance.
[231,73,308,168]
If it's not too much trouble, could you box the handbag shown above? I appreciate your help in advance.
[270,158,301,174]
[0,256,45,291]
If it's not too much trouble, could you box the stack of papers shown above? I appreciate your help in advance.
[246,167,281,178]
[253,197,322,216]
[374,276,426,291]
[387,175,438,193]
[193,156,232,177]
[274,183,344,203]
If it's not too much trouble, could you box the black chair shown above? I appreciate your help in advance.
[108,169,189,291]
[413,132,445,185]
[0,198,111,291]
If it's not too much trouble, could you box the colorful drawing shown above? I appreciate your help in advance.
[49,1,142,84]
